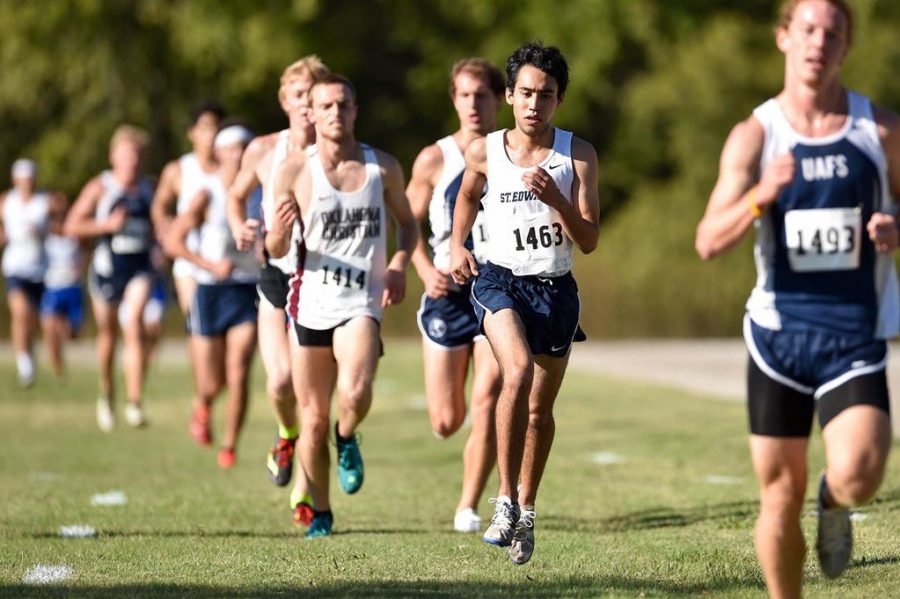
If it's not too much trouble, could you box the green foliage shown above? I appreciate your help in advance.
[1,1,900,337]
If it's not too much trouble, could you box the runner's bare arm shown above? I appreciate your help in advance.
[163,189,231,279]
[381,151,419,307]
[449,138,487,284]
[695,117,792,260]
[868,106,900,253]
[264,154,303,259]
[64,177,124,239]
[406,143,451,298]
[226,137,268,250]
[150,160,180,239]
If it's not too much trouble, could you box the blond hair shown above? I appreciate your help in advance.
[278,55,331,103]
[777,0,853,44]
[109,124,149,152]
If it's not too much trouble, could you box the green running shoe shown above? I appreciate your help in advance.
[336,424,364,494]
[305,510,333,539]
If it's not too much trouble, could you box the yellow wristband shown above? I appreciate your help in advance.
[747,189,763,219]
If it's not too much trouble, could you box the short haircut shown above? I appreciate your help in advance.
[189,100,226,127]
[279,55,331,103]
[449,58,505,98]
[777,0,853,44]
[506,41,569,99]
[309,73,357,105]
[109,124,149,152]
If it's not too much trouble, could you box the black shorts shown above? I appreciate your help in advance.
[292,317,384,356]
[747,357,890,437]
[257,263,290,310]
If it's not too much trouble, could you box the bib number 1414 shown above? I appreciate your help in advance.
[513,223,563,251]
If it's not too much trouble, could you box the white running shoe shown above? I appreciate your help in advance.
[454,508,482,533]
[124,403,147,428]
[482,497,519,547]
[508,508,535,565]
[816,473,852,578]
[96,396,115,432]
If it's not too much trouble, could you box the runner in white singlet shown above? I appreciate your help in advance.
[225,56,329,526]
[266,73,418,538]
[0,159,54,386]
[166,124,258,469]
[406,58,504,533]
[450,42,600,565]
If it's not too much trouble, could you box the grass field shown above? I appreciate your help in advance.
[2,340,900,598]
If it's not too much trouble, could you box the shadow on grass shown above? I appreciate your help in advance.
[1,574,762,598]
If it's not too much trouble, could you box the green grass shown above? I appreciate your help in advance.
[1,340,899,598]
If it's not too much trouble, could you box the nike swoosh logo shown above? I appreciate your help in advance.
[550,344,567,352]
[548,163,562,170]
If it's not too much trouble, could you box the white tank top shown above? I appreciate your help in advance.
[428,136,490,270]
[263,130,303,274]
[195,175,259,285]
[2,190,49,280]
[173,153,214,279]
[44,233,82,288]
[289,144,387,328]
[482,128,575,276]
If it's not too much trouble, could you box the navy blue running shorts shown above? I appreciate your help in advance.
[5,276,44,308]
[191,283,258,337]
[417,285,483,349]
[470,262,585,358]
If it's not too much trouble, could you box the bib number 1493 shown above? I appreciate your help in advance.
[784,207,861,272]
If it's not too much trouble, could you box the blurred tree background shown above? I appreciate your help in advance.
[1,0,898,338]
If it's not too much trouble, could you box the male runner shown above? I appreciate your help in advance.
[226,55,328,524]
[407,58,504,532]
[65,125,156,431]
[267,73,418,537]
[0,159,53,386]
[695,1,900,596]
[41,192,86,377]
[449,42,600,565]
[150,101,224,443]
[166,123,259,468]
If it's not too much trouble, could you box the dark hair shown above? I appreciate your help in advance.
[310,73,358,104]
[449,58,505,98]
[506,41,569,99]
[189,101,226,127]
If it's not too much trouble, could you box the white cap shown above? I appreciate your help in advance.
[214,125,254,149]
[11,159,37,180]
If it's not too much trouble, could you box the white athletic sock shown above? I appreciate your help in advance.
[16,352,34,380]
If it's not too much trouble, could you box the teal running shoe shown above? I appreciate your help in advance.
[305,510,333,539]
[336,424,364,494]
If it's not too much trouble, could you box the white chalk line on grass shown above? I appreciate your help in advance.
[590,452,626,465]
[60,524,97,538]
[23,564,73,584]
[90,490,127,506]
[704,475,743,485]
[850,511,867,522]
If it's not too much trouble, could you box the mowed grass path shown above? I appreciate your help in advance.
[2,340,900,598]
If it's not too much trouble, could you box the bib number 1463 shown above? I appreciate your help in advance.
[513,223,563,251]
[784,207,861,272]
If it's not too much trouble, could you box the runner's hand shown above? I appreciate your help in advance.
[422,265,451,299]
[274,192,298,229]
[234,218,259,251]
[211,259,235,281]
[382,267,406,307]
[523,166,563,208]
[106,205,128,234]
[450,245,478,285]
[756,152,795,206]
[867,212,899,253]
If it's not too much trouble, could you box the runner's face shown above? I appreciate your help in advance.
[506,65,561,137]
[12,176,35,195]
[188,112,221,157]
[109,141,143,176]
[281,76,314,126]
[311,83,357,141]
[778,0,849,86]
[452,72,500,135]
[215,142,245,169]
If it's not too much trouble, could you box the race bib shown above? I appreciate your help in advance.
[784,207,861,272]
[471,210,490,264]
[111,219,151,254]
